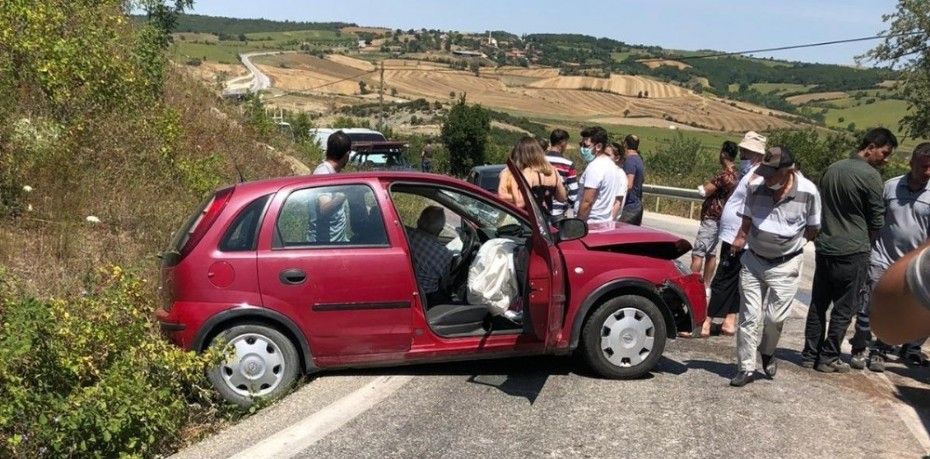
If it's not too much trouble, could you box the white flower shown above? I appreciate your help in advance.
[85,216,101,224]
[26,204,33,212]
[22,185,33,193]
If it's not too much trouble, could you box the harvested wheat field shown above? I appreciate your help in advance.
[253,54,799,132]
[786,91,848,105]
[636,59,692,70]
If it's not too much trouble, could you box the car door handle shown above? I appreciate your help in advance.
[279,269,307,285]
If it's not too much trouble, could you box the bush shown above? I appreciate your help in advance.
[440,96,490,177]
[766,129,855,183]
[642,132,716,187]
[0,267,226,458]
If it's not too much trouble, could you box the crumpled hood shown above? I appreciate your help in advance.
[578,221,692,259]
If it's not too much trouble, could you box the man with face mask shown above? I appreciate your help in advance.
[729,146,822,387]
[575,126,622,223]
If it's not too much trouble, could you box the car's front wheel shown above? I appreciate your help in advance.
[206,323,301,407]
[581,295,667,379]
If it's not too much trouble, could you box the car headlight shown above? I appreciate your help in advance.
[672,259,691,276]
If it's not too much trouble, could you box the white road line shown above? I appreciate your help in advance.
[229,375,412,459]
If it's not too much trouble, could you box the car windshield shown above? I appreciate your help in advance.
[438,189,521,230]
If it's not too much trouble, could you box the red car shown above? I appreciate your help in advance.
[156,162,706,406]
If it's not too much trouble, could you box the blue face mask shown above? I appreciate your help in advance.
[580,146,595,162]
[739,159,753,176]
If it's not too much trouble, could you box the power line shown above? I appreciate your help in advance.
[642,31,922,62]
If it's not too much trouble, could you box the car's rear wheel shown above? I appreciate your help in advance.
[207,323,300,407]
[581,295,667,379]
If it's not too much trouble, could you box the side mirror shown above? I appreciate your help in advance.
[555,218,587,242]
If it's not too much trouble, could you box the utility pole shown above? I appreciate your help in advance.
[378,60,385,132]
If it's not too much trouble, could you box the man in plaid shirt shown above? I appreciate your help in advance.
[407,206,454,307]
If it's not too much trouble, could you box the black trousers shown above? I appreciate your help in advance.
[802,252,869,363]
[619,204,643,226]
[707,241,742,318]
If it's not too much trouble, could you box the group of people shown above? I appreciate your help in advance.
[687,127,930,387]
[497,126,646,226]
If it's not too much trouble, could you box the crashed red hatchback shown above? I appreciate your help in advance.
[156,162,705,406]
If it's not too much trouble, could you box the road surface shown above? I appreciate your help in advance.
[174,212,930,458]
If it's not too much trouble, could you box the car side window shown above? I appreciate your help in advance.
[220,194,270,251]
[274,184,388,248]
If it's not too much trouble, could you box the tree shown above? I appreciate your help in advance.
[237,33,247,42]
[358,81,369,95]
[440,95,490,176]
[863,0,930,138]
[469,59,480,76]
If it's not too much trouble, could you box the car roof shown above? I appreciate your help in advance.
[470,164,506,174]
[231,171,495,196]
[309,128,384,135]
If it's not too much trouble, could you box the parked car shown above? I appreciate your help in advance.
[156,162,706,406]
[347,140,413,171]
[466,164,506,193]
[308,127,387,152]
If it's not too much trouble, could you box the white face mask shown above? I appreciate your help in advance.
[739,159,753,176]
[767,181,784,191]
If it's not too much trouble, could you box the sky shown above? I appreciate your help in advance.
[186,0,898,65]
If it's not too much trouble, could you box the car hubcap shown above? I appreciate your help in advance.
[221,333,285,397]
[600,307,655,367]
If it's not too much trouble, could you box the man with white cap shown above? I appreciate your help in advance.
[697,131,766,337]
[729,146,822,386]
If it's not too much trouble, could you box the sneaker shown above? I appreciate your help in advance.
[729,371,755,387]
[900,349,928,367]
[761,354,778,378]
[867,354,885,373]
[850,350,868,370]
[800,359,816,369]
[816,360,851,373]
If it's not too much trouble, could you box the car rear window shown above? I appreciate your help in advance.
[220,195,271,251]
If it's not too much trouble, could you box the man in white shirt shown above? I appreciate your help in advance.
[575,127,622,223]
[309,131,352,243]
[607,141,628,220]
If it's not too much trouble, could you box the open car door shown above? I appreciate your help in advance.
[505,160,567,348]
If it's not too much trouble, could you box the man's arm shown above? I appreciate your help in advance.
[623,160,636,192]
[731,216,751,252]
[577,188,599,221]
[872,240,930,344]
[565,165,579,208]
[865,173,886,241]
[318,193,347,217]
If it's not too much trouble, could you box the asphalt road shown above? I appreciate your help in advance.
[174,212,930,459]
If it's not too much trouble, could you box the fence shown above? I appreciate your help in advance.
[642,184,703,220]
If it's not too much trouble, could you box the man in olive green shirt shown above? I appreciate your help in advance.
[801,128,896,372]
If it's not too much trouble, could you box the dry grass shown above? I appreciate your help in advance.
[636,59,692,70]
[1,70,299,298]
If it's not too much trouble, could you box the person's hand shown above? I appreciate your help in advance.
[731,235,746,254]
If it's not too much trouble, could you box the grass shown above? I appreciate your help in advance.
[171,29,356,63]
[245,29,348,44]
[823,99,909,131]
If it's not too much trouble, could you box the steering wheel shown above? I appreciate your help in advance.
[448,222,479,286]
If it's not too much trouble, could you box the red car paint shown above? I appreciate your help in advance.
[156,170,706,373]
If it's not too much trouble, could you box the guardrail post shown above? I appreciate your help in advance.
[655,197,660,213]
[689,202,695,220]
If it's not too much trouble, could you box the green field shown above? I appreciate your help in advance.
[245,29,347,44]
[824,99,908,130]
[171,29,356,63]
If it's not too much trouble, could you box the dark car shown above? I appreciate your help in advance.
[466,164,506,193]
[156,161,706,406]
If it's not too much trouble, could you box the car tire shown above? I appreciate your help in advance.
[206,323,301,407]
[581,295,667,379]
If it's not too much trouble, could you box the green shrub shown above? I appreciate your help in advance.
[766,129,855,184]
[0,267,226,458]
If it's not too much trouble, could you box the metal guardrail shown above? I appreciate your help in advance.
[642,184,704,220]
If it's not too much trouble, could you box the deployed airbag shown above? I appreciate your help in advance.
[467,238,519,316]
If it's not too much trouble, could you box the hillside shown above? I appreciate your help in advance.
[170,14,908,140]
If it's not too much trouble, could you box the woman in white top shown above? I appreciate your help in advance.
[607,142,629,221]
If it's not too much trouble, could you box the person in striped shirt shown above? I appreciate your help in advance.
[544,129,579,219]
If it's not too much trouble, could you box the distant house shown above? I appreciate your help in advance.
[506,49,525,58]
[358,39,367,49]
